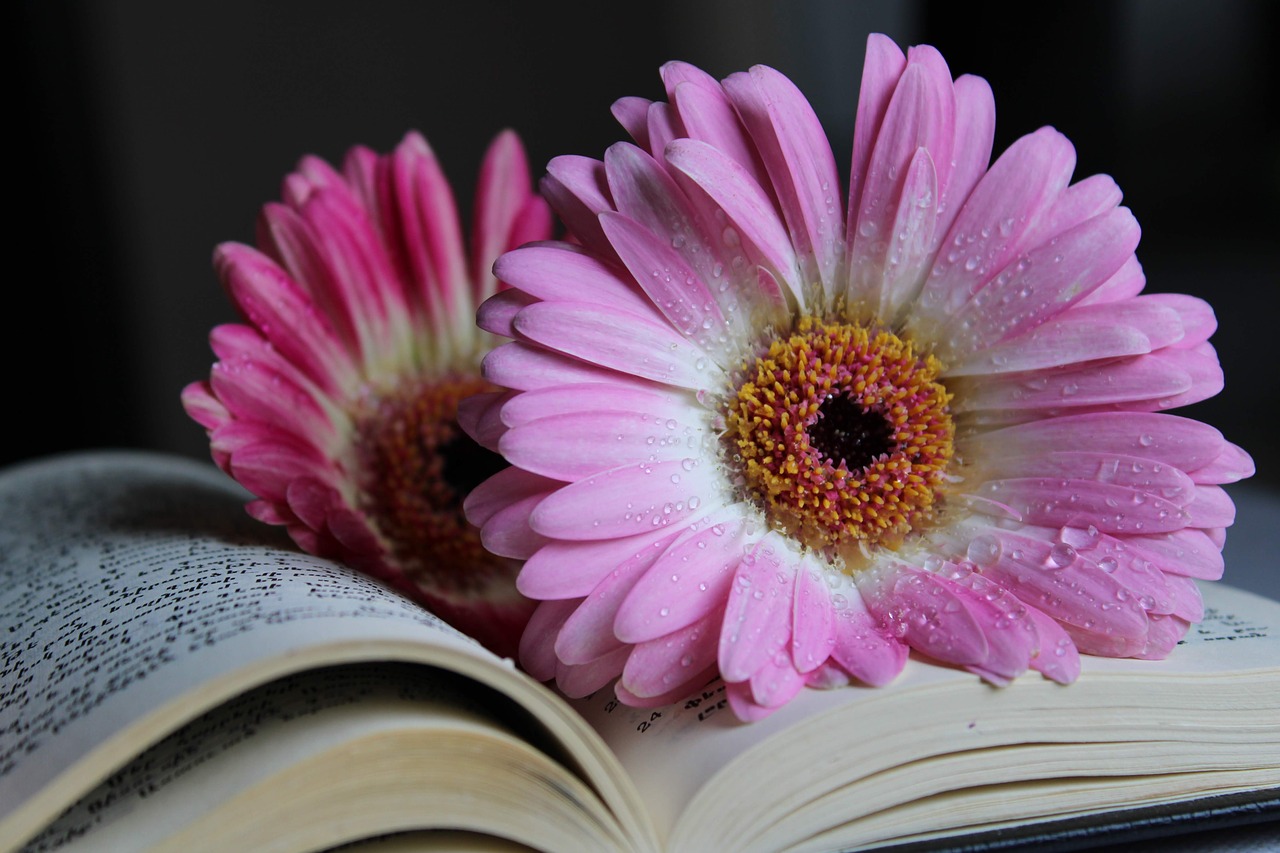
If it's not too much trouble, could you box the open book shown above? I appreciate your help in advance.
[2,451,1277,853]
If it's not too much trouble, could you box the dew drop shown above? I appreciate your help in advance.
[966,535,1002,568]
[1047,542,1077,568]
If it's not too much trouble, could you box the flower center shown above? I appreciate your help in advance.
[725,317,954,555]
[353,375,508,593]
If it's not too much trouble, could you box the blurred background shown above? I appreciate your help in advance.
[12,1,1278,590]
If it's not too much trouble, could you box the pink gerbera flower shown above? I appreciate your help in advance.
[463,35,1255,720]
[183,130,551,657]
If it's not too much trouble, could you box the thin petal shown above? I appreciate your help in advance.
[512,300,719,389]
[719,534,797,683]
[620,612,720,699]
[528,457,723,540]
[723,65,843,295]
[615,511,753,643]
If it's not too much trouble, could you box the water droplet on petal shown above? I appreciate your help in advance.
[1047,542,1077,568]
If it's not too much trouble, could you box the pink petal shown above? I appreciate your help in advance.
[520,598,580,680]
[463,465,559,528]
[791,564,837,673]
[528,457,722,540]
[499,382,694,429]
[1185,485,1236,528]
[725,680,784,722]
[954,352,1191,414]
[596,207,732,355]
[518,527,682,600]
[1020,173,1123,251]
[620,612,720,699]
[1146,345,1223,410]
[971,527,1151,653]
[935,73,995,240]
[859,566,990,667]
[1134,613,1190,659]
[480,492,552,560]
[493,242,653,315]
[977,451,1196,505]
[1023,604,1080,683]
[1161,574,1205,622]
[611,96,653,150]
[615,512,752,643]
[665,138,804,307]
[228,441,330,505]
[939,206,1141,359]
[614,665,720,709]
[829,595,909,686]
[723,65,843,295]
[665,66,767,187]
[182,380,230,431]
[1143,292,1217,347]
[455,389,513,453]
[555,547,658,664]
[719,534,798,683]
[873,146,939,322]
[968,412,1225,474]
[541,155,615,259]
[214,243,353,395]
[255,204,363,353]
[511,300,717,389]
[911,127,1078,329]
[645,101,681,162]
[499,406,710,482]
[849,47,955,312]
[947,299,1178,376]
[482,341,660,393]
[1123,529,1224,580]
[556,646,630,698]
[1188,441,1255,485]
[1078,255,1147,305]
[747,651,807,709]
[382,132,468,330]
[284,476,344,533]
[847,33,908,246]
[475,288,536,337]
[208,360,339,452]
[971,478,1189,534]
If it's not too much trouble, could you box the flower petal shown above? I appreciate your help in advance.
[528,457,724,540]
[616,511,753,643]
[512,300,720,389]
[719,534,798,683]
[723,65,843,296]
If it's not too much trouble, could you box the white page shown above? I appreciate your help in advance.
[0,452,500,834]
[574,582,1280,845]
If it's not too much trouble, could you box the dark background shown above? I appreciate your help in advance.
[12,0,1279,559]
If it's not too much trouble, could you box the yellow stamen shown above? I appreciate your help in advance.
[726,317,953,556]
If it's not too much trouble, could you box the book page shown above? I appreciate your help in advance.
[573,582,1280,847]
[0,452,522,844]
[22,663,625,853]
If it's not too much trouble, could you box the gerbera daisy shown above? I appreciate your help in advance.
[183,130,551,658]
[464,35,1254,720]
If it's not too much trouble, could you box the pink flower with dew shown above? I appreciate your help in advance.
[183,130,552,658]
[463,36,1254,720]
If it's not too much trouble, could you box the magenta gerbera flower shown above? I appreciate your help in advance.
[464,35,1254,720]
[183,130,551,658]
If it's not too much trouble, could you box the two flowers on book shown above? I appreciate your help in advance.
[183,34,1254,722]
